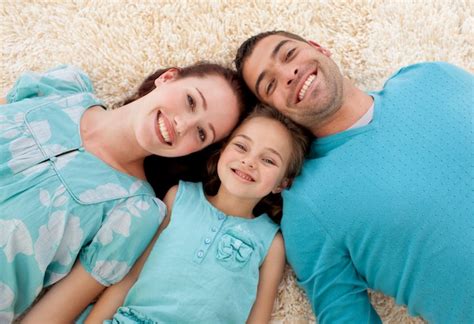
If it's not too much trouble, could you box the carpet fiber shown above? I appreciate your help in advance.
[1,1,472,322]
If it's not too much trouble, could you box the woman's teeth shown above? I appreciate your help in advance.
[158,115,171,144]
[298,74,316,101]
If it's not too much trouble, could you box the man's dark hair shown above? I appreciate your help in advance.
[234,30,307,79]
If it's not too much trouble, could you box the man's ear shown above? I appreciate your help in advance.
[154,68,179,87]
[308,40,332,57]
[272,178,290,194]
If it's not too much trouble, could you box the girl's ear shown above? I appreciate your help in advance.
[272,178,290,194]
[154,68,179,87]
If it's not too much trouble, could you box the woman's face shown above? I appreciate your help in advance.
[134,70,240,157]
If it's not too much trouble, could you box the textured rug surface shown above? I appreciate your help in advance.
[1,1,472,323]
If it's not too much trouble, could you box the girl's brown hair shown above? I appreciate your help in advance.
[132,62,252,199]
[204,104,312,223]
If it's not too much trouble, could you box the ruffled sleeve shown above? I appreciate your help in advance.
[6,65,95,103]
[79,195,166,286]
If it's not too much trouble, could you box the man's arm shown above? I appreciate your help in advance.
[282,198,381,323]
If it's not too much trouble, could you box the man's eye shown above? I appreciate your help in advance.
[198,127,206,142]
[285,48,295,61]
[187,94,195,111]
[266,80,275,95]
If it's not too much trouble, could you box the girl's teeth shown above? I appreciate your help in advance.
[298,74,316,101]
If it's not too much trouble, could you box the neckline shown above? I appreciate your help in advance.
[196,182,266,222]
[312,92,379,154]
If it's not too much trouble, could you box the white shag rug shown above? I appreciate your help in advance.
[1,1,472,323]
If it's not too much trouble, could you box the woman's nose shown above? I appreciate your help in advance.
[174,115,197,135]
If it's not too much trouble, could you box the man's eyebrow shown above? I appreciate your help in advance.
[255,39,291,98]
[196,87,207,110]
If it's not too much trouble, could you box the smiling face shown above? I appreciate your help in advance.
[242,34,344,129]
[217,116,292,201]
[134,70,240,157]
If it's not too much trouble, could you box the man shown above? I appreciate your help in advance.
[235,31,473,323]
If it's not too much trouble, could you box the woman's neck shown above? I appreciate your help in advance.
[207,186,260,219]
[80,104,148,179]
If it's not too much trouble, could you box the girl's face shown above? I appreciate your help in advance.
[134,69,240,157]
[217,116,292,200]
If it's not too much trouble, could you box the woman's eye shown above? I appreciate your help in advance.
[187,94,195,111]
[198,127,206,142]
[285,48,295,61]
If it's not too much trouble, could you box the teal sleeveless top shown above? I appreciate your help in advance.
[113,181,280,323]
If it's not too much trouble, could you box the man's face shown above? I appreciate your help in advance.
[242,34,344,129]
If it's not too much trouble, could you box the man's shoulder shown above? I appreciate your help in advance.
[387,62,470,83]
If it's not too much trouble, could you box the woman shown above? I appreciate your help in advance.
[0,63,246,322]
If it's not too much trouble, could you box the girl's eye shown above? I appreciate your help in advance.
[233,142,246,152]
[262,158,276,166]
[198,127,206,142]
[187,94,195,111]
[285,48,295,61]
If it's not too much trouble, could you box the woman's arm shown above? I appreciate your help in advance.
[22,261,105,324]
[84,185,178,323]
[0,97,6,104]
[247,233,286,324]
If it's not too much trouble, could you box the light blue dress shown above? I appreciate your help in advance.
[110,181,280,323]
[0,65,166,322]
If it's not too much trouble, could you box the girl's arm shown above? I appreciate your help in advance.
[0,97,6,104]
[84,185,178,323]
[247,233,286,324]
[22,262,105,324]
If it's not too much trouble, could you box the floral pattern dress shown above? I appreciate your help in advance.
[0,65,166,322]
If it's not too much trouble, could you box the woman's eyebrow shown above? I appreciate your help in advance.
[195,87,207,110]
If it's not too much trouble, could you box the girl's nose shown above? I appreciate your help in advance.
[241,158,255,169]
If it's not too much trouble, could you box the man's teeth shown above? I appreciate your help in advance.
[298,74,316,101]
[158,116,171,143]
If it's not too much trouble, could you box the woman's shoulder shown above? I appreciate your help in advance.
[6,65,96,104]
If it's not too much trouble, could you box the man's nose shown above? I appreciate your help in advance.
[279,65,299,87]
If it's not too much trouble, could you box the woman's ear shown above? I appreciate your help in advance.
[154,68,179,87]
[272,178,290,194]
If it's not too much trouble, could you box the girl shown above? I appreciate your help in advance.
[84,105,312,323]
[0,63,247,322]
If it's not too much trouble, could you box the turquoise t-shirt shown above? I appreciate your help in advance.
[282,62,474,323]
[0,65,166,321]
[111,181,279,323]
